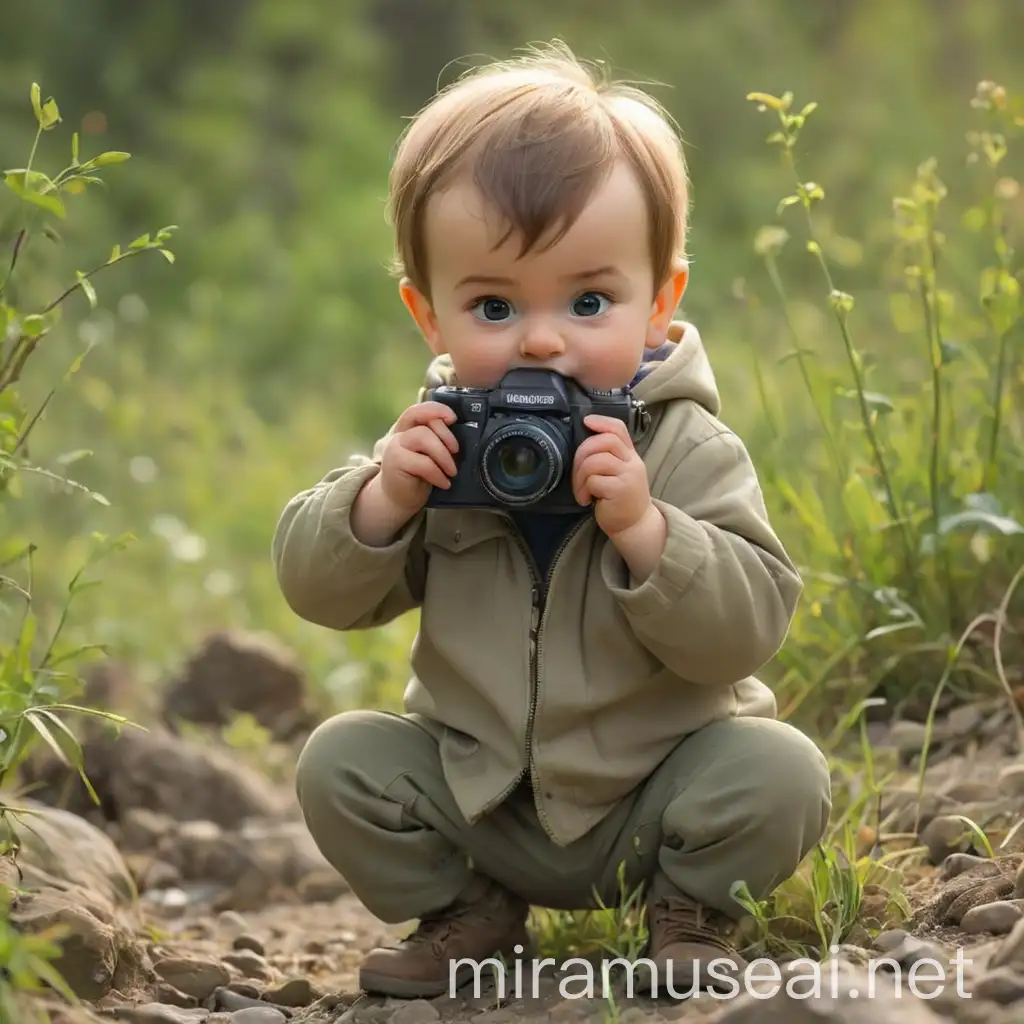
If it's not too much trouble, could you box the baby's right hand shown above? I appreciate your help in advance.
[375,401,460,517]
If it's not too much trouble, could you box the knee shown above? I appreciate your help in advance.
[744,719,832,827]
[294,708,392,809]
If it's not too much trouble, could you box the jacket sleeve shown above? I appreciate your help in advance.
[599,426,802,685]
[271,430,428,632]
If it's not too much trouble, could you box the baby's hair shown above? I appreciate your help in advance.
[387,40,689,299]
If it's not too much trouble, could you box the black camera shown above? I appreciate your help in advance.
[424,367,650,513]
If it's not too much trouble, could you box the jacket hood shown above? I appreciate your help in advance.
[417,319,721,417]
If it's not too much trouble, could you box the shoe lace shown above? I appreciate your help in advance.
[406,898,500,959]
[650,895,737,954]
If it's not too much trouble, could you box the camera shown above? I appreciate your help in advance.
[424,367,650,513]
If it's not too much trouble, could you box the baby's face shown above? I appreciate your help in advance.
[404,161,681,392]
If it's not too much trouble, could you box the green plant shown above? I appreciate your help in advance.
[0,82,175,1019]
[745,79,1023,733]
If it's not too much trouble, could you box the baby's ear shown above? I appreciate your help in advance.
[646,261,689,348]
[399,278,446,355]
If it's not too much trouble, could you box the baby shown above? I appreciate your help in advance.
[273,41,831,1000]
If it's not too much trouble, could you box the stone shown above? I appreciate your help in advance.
[297,870,349,904]
[9,888,146,1000]
[974,966,1024,1004]
[919,815,973,864]
[18,724,289,828]
[873,929,909,953]
[999,765,1024,800]
[262,977,318,1007]
[388,1001,440,1024]
[222,949,274,980]
[152,955,232,1001]
[227,1010,288,1024]
[1,799,137,906]
[106,1007,210,1024]
[989,916,1024,969]
[232,935,266,956]
[161,629,313,742]
[961,899,1024,935]
[940,852,993,880]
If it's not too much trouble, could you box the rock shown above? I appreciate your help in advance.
[989,915,1024,969]
[9,887,147,1000]
[223,949,274,980]
[873,929,909,953]
[912,855,1020,927]
[999,765,1024,799]
[228,1010,288,1024]
[0,798,137,906]
[161,630,312,742]
[20,724,289,828]
[262,978,318,1007]
[961,899,1024,934]
[297,870,349,904]
[106,1007,210,1024]
[947,704,985,737]
[940,852,993,880]
[233,935,266,956]
[919,815,973,864]
[120,808,177,853]
[152,955,232,1001]
[388,1001,440,1024]
[156,981,200,1008]
[974,965,1024,1003]
[888,720,931,754]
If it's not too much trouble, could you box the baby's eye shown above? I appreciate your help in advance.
[570,292,612,317]
[470,297,515,322]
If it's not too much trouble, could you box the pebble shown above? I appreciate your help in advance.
[873,928,909,953]
[939,852,992,880]
[388,1000,440,1024]
[152,956,232,1002]
[222,949,274,980]
[107,1007,210,1024]
[947,704,985,736]
[974,966,1024,1004]
[961,898,1024,934]
[263,978,319,1007]
[919,815,972,864]
[228,1010,287,1024]
[212,989,286,1015]
[233,934,266,956]
[999,765,1024,799]
[990,916,1024,969]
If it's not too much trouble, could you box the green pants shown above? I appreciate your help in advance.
[294,710,831,924]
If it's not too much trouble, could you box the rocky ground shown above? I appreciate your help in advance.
[6,630,1024,1024]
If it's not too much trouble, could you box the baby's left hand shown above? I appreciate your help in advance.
[573,415,653,539]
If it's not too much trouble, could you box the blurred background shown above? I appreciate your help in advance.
[1,0,1021,739]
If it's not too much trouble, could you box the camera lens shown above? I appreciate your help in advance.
[481,419,566,506]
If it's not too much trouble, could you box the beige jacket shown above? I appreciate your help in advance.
[272,322,802,846]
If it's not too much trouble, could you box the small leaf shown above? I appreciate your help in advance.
[21,315,45,338]
[108,243,121,263]
[40,97,61,130]
[71,131,80,166]
[30,83,42,124]
[89,151,130,167]
[76,272,97,309]
[159,249,175,264]
[129,233,151,250]
[746,92,785,111]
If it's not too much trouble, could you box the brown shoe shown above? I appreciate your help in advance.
[635,875,748,998]
[358,874,532,998]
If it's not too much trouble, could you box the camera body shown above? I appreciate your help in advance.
[424,367,650,514]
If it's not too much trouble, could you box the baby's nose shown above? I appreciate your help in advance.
[520,324,565,359]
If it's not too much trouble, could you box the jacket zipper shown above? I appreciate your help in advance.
[489,514,589,837]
